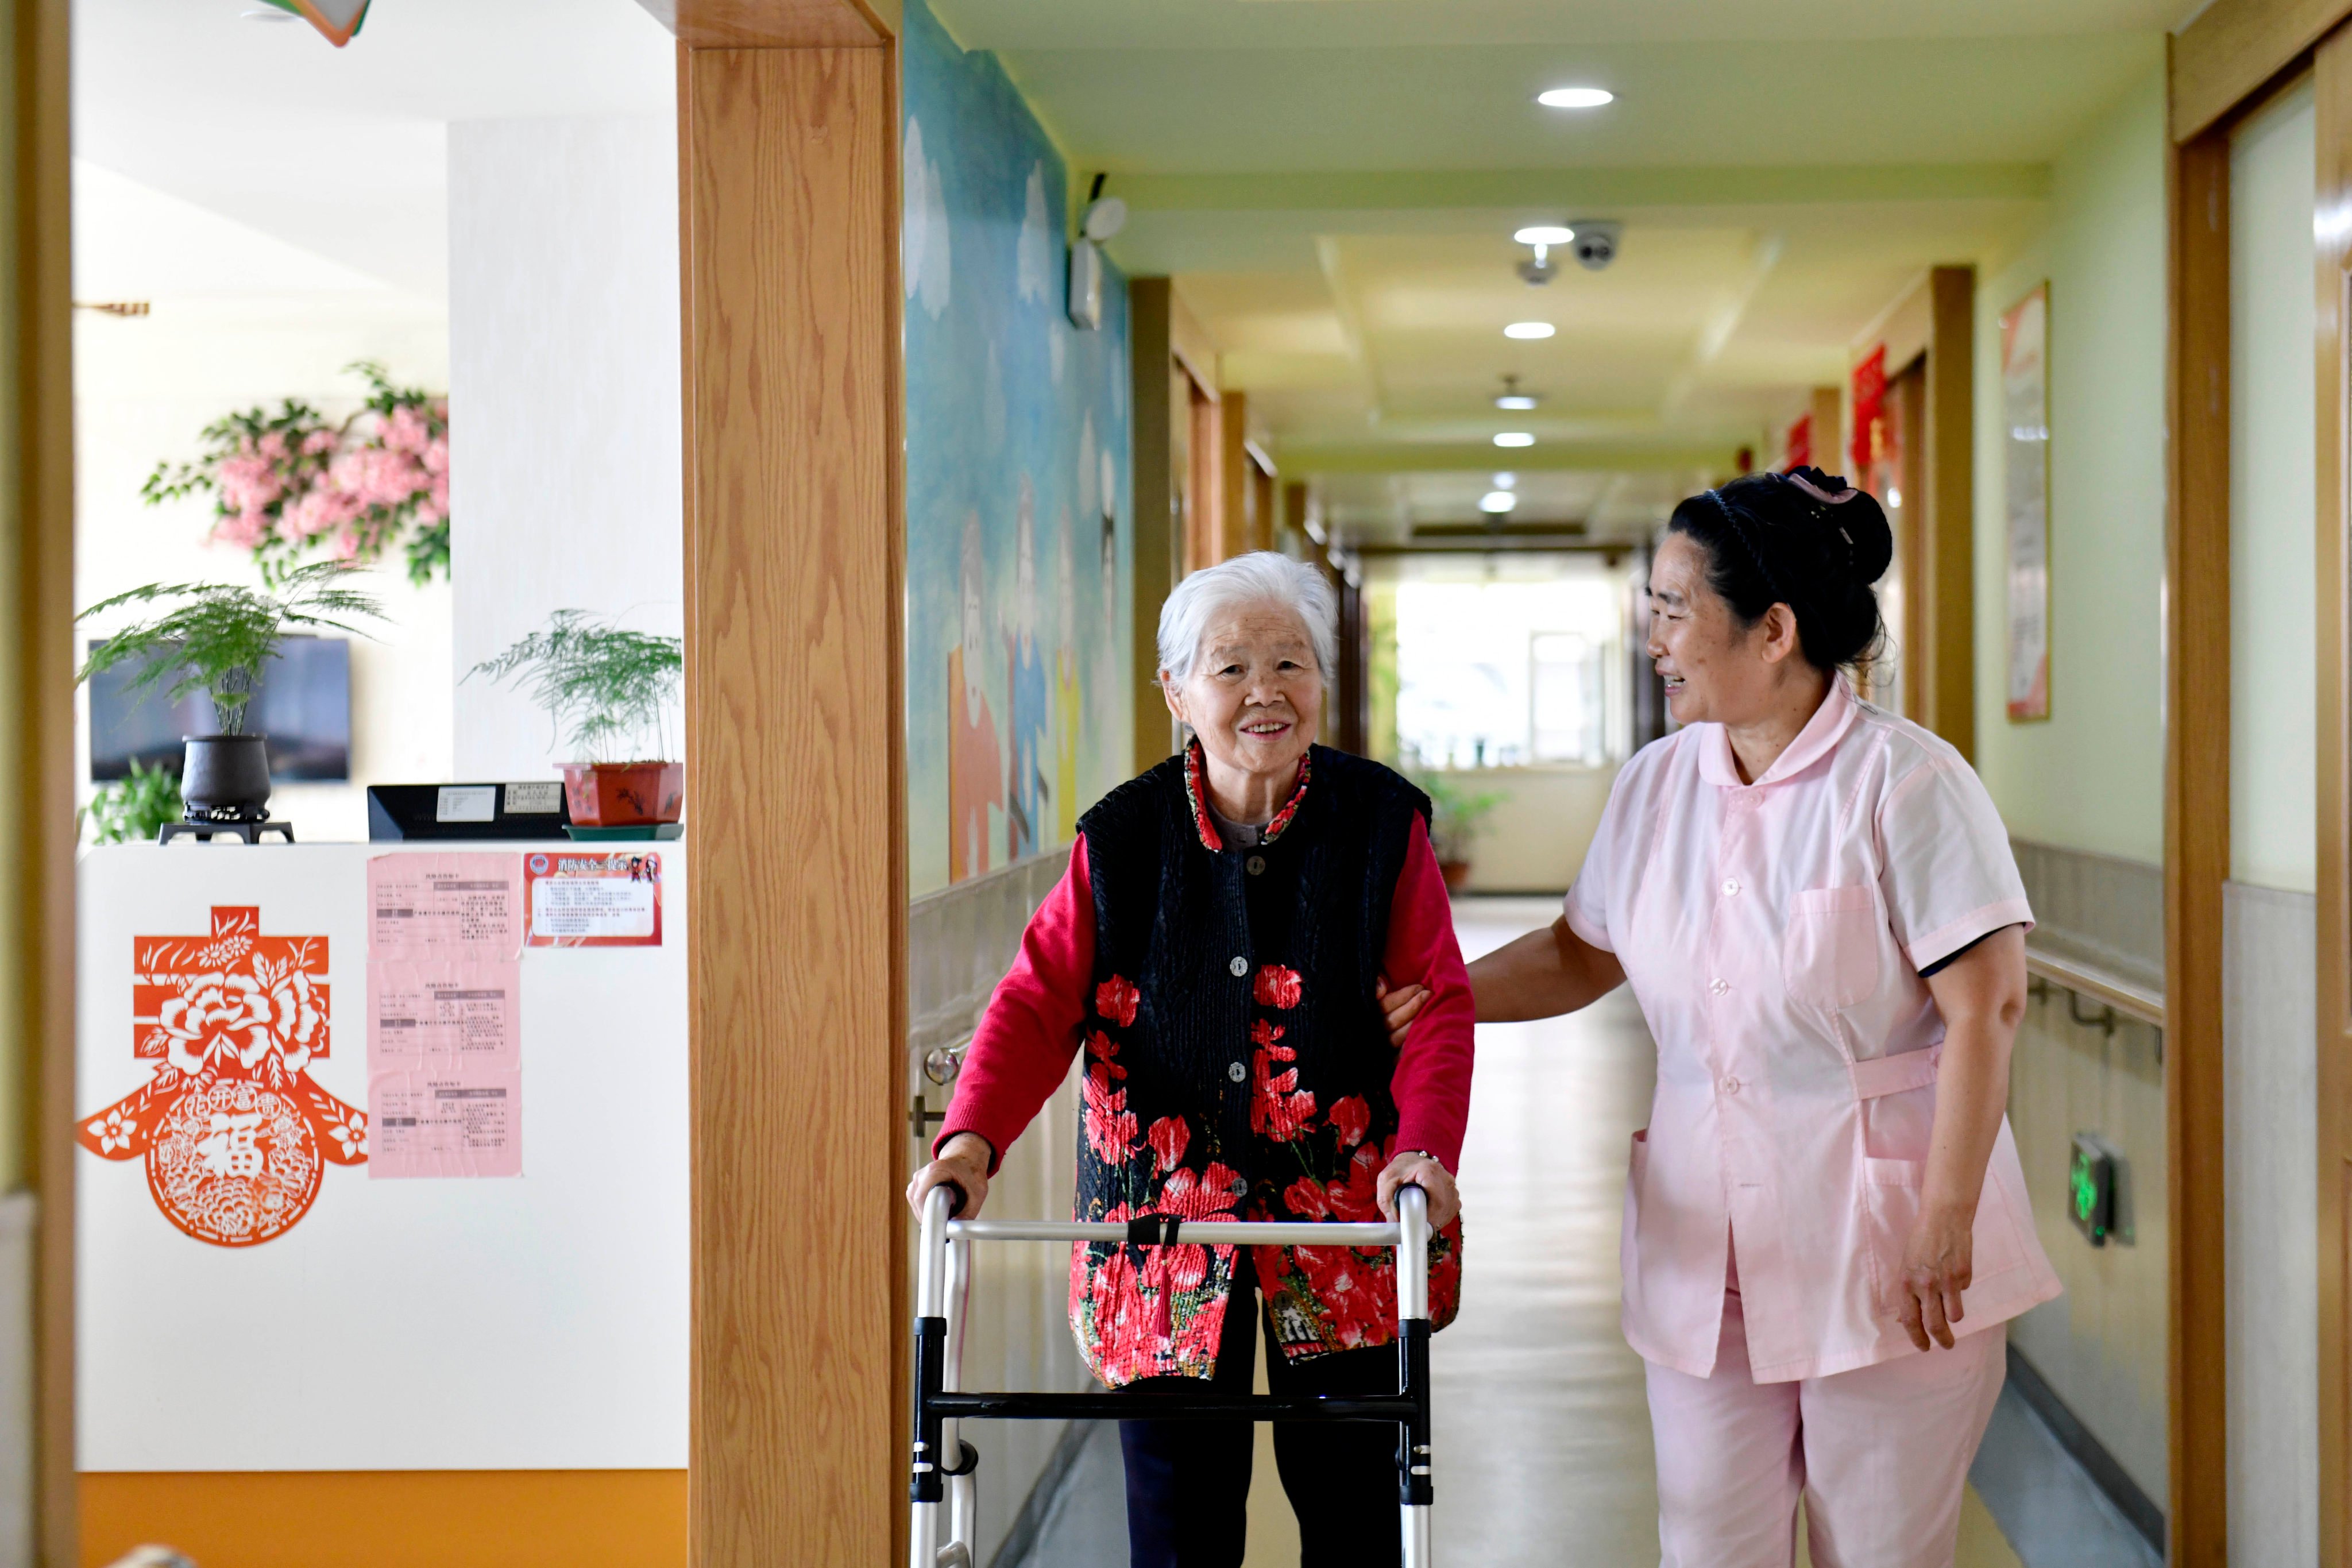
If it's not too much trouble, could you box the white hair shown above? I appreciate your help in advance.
[1156,551,1338,683]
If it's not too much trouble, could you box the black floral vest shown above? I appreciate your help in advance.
[1068,741,1463,1387]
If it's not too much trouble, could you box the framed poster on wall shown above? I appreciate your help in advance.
[2001,283,2052,721]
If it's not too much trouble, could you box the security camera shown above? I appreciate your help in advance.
[1571,221,1623,271]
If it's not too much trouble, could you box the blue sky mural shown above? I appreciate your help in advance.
[904,0,1133,895]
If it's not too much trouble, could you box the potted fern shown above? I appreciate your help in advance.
[470,611,684,832]
[75,565,385,822]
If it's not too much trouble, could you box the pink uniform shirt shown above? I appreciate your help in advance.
[1568,678,2061,1382]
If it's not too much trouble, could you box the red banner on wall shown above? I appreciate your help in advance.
[1849,345,1886,475]
[1782,413,1813,473]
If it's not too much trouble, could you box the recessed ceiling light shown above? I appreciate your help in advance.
[1513,225,1575,246]
[1504,322,1555,340]
[1492,473,1517,489]
[1496,393,1538,411]
[1538,87,1615,110]
[1480,491,1518,514]
[1494,432,1536,448]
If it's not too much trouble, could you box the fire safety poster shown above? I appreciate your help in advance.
[524,850,665,948]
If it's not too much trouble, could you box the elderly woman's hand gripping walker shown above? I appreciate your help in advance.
[908,551,1474,1568]
[1384,466,2060,1568]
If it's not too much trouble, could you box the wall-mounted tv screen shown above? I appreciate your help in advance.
[88,634,352,782]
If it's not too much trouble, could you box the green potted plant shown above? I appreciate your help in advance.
[1407,760,1507,891]
[470,611,684,831]
[75,564,385,822]
[80,758,184,846]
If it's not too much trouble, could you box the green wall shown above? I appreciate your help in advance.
[1971,65,2168,866]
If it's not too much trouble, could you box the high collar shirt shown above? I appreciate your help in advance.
[1566,678,2061,1382]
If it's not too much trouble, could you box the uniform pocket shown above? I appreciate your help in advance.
[1783,885,1882,1009]
[1861,1156,2027,1315]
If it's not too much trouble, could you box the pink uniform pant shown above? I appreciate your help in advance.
[1644,1265,2006,1568]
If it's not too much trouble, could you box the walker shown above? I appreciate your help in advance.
[909,1182,1438,1568]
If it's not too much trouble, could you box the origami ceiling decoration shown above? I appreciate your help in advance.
[258,0,371,48]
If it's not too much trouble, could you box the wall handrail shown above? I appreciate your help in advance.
[2024,944,2165,1030]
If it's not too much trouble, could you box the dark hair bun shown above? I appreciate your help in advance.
[1665,466,1892,674]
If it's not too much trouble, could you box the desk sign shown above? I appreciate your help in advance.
[524,851,663,948]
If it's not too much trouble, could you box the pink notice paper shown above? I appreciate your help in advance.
[368,853,524,956]
[366,960,522,1177]
[368,959,522,1065]
[369,1063,523,1179]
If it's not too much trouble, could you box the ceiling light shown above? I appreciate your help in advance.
[1503,322,1555,340]
[1514,225,1576,246]
[1496,394,1537,411]
[1492,473,1517,489]
[1480,491,1518,514]
[1494,432,1536,448]
[1538,87,1615,110]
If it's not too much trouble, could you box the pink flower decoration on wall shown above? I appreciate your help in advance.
[142,361,451,588]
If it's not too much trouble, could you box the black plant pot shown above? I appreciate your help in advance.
[180,735,272,820]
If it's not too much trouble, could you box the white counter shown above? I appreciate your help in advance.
[75,841,688,1471]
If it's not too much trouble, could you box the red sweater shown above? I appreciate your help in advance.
[939,814,1476,1174]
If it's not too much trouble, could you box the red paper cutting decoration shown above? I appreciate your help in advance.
[79,906,365,1247]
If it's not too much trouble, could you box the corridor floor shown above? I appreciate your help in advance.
[1006,898,2143,1566]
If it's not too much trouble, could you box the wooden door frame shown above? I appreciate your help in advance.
[21,0,76,1561]
[2167,106,2234,1568]
[652,2,909,1563]
[2321,27,2352,1568]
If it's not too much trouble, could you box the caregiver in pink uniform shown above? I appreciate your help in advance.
[1388,465,2061,1567]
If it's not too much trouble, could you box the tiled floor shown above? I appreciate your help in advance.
[1001,898,2159,1567]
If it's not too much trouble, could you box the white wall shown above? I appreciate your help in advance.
[1971,67,2169,866]
[73,161,453,844]
[447,118,683,779]
[2219,77,2323,1567]
[2230,81,2319,897]
[1444,765,1619,895]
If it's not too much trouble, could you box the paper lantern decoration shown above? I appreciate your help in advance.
[258,0,371,47]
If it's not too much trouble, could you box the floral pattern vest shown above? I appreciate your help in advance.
[1069,741,1463,1387]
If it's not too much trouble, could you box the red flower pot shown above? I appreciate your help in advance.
[559,762,685,828]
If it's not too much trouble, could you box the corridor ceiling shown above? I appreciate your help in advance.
[934,0,2179,548]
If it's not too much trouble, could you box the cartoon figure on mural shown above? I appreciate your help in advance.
[1054,502,1084,842]
[1092,443,1124,768]
[949,511,1005,882]
[78,906,366,1247]
[1006,476,1050,858]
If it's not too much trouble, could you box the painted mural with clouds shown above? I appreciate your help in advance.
[905,0,1132,895]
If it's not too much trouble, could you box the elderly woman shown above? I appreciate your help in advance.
[906,550,1475,1568]
[1388,468,2061,1567]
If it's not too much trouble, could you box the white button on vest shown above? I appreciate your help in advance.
[1709,978,1730,995]
[1228,1061,1246,1083]
[1721,878,1740,897]
[1230,956,1249,977]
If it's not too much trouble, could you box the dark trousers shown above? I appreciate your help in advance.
[1118,1257,1403,1568]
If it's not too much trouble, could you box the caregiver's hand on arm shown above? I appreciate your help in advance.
[1378,915,1624,1044]
[1896,925,2029,1351]
[906,1131,994,1220]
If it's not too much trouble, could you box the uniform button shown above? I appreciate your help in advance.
[1229,956,1249,977]
[1721,878,1741,897]
[1722,1077,1742,1095]
[1709,978,1730,996]
[1227,1061,1247,1083]
[1246,855,1267,876]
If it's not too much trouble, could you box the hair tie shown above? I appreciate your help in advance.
[1786,472,1860,507]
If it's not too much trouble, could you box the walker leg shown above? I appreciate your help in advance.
[1394,1185,1433,1568]
[910,1187,954,1568]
